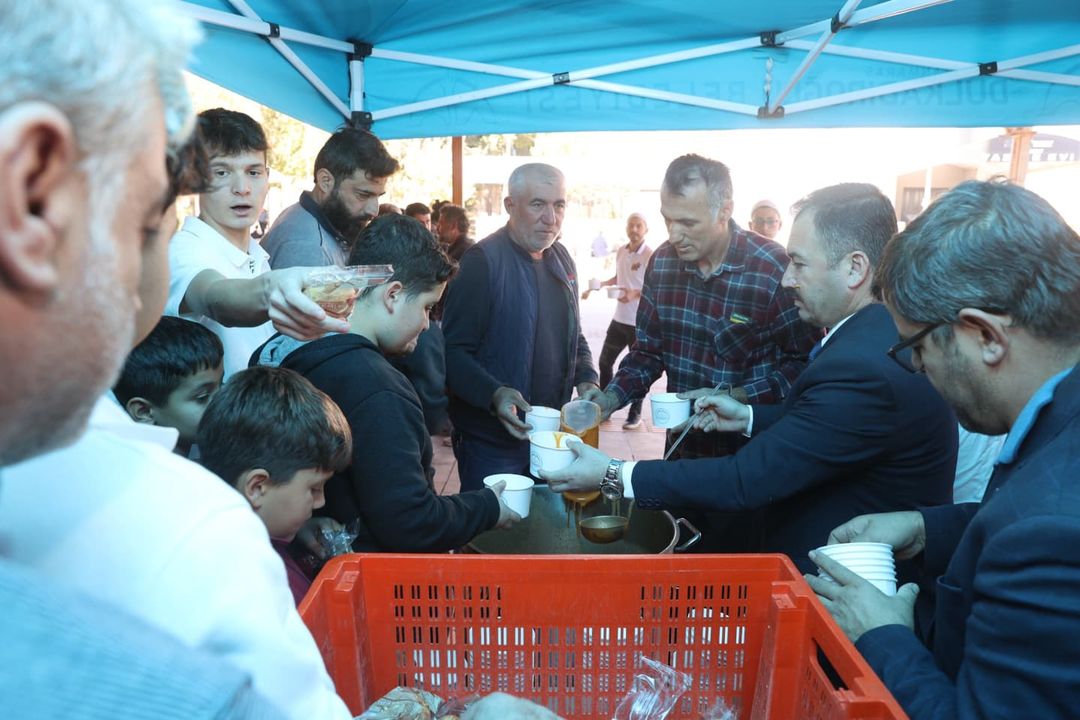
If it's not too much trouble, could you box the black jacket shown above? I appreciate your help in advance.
[262,333,500,552]
[632,303,957,570]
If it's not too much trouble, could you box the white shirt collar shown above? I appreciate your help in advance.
[819,313,856,348]
[181,216,270,271]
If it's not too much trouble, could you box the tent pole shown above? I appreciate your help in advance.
[452,138,463,206]
[179,2,351,52]
[223,0,349,120]
[768,0,865,115]
[777,0,952,44]
[1007,127,1035,186]
[782,41,1080,116]
[784,67,978,114]
[371,75,759,122]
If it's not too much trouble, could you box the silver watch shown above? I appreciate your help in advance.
[600,459,625,501]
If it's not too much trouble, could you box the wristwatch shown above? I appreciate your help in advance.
[600,459,625,501]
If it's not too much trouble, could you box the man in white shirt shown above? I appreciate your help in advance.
[0,0,284,715]
[581,213,653,429]
[0,396,350,719]
[167,109,348,377]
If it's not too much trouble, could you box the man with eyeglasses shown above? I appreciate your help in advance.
[806,180,1080,720]
[749,198,783,240]
[546,183,956,571]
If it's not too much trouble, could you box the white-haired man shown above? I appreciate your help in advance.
[0,1,349,717]
[443,163,598,491]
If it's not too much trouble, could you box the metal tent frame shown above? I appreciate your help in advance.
[179,0,1080,134]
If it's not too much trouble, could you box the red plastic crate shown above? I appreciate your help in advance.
[300,554,907,719]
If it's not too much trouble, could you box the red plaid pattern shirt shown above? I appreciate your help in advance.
[608,223,819,459]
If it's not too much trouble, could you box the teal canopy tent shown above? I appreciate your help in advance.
[180,0,1080,138]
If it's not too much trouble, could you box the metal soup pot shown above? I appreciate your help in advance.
[467,486,700,555]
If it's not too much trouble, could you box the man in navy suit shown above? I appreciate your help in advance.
[545,183,957,569]
[808,180,1080,719]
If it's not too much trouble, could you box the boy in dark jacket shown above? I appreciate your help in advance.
[255,214,518,552]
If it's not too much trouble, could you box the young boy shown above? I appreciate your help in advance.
[166,108,348,379]
[113,316,224,456]
[254,213,518,553]
[197,366,352,605]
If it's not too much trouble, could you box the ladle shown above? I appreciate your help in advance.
[578,515,629,544]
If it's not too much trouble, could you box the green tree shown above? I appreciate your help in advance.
[260,106,309,181]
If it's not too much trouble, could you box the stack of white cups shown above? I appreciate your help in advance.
[815,542,897,596]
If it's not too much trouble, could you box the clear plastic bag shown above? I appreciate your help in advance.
[302,264,394,320]
[356,686,441,719]
[613,656,692,720]
[435,692,481,719]
[320,518,362,558]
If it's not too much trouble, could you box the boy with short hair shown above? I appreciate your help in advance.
[114,316,224,457]
[166,108,349,379]
[197,366,352,605]
[255,214,518,552]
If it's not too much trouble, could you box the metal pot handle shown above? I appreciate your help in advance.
[673,517,702,552]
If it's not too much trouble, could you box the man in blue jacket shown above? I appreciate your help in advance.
[545,183,956,567]
[443,163,598,491]
[808,180,1080,720]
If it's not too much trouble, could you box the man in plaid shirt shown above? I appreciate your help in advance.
[586,154,818,461]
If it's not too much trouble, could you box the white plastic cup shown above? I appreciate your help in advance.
[484,473,535,518]
[818,542,893,556]
[650,393,691,429]
[529,431,576,476]
[816,543,897,596]
[817,572,896,596]
[588,278,602,291]
[606,286,624,299]
[525,406,561,432]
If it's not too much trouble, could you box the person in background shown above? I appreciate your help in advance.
[166,109,346,377]
[250,207,270,239]
[255,214,518,551]
[435,203,475,263]
[198,366,352,606]
[378,202,402,216]
[549,184,955,566]
[809,180,1080,720]
[114,316,224,457]
[405,201,432,231]
[0,0,282,715]
[580,212,653,430]
[442,164,598,491]
[749,198,783,240]
[262,127,399,268]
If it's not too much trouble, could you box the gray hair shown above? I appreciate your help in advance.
[507,163,564,198]
[792,183,896,277]
[878,179,1080,345]
[0,0,200,227]
[662,154,733,221]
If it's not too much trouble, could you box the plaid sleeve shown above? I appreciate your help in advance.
[741,283,819,403]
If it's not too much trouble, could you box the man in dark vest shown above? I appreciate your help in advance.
[442,163,598,491]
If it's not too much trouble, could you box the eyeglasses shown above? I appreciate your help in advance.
[886,322,945,373]
[752,218,779,227]
[888,308,1008,373]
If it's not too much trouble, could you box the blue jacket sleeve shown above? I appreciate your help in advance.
[632,354,897,510]
[858,515,1080,720]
